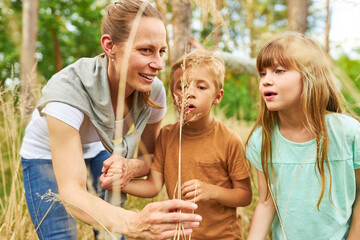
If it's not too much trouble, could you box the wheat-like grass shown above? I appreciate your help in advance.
[37,190,117,240]
[172,46,201,240]
[172,49,189,240]
[0,86,39,239]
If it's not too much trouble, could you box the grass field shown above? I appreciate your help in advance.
[0,90,268,239]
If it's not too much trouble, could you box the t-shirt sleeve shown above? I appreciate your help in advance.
[42,102,84,131]
[151,128,166,173]
[147,83,167,124]
[227,132,250,180]
[354,120,360,169]
[245,127,263,172]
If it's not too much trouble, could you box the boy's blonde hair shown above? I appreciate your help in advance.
[248,32,345,208]
[170,49,225,94]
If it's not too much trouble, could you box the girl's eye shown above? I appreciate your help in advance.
[198,85,206,90]
[275,69,285,74]
[259,72,266,77]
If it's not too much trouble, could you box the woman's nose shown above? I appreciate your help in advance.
[149,54,164,70]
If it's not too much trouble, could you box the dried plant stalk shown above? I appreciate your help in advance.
[109,1,147,210]
[172,48,200,240]
[37,190,117,240]
[115,3,147,139]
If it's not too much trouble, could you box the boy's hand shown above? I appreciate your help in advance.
[100,154,129,190]
[181,179,214,202]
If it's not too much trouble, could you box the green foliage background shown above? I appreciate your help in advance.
[0,0,359,121]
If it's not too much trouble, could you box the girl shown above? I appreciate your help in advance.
[20,1,200,239]
[246,32,360,240]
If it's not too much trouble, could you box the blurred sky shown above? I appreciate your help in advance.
[326,0,360,59]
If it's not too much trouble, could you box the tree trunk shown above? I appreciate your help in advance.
[245,0,256,58]
[324,0,331,53]
[20,0,39,120]
[51,28,63,72]
[51,8,63,72]
[287,0,310,34]
[170,0,192,64]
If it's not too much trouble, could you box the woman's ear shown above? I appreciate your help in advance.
[101,34,115,58]
[213,89,224,105]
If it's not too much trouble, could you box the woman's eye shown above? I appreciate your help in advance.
[198,85,206,90]
[141,48,151,53]
[275,69,285,74]
[159,49,166,56]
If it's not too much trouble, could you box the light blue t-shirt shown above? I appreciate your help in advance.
[246,113,360,240]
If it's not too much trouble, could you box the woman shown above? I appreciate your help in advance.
[20,1,201,239]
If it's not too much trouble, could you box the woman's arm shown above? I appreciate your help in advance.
[347,168,360,239]
[101,120,162,190]
[47,115,201,239]
[247,169,275,240]
[181,177,252,207]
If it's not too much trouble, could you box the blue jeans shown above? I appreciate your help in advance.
[22,150,111,240]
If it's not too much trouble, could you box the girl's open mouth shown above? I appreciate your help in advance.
[264,91,277,100]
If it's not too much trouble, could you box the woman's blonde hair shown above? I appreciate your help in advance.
[102,0,164,108]
[170,49,225,94]
[247,32,345,208]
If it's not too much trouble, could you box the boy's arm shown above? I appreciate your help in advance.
[181,177,252,208]
[100,121,162,190]
[347,168,360,240]
[122,169,164,198]
[247,169,275,240]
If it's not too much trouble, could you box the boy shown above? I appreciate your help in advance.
[105,50,252,239]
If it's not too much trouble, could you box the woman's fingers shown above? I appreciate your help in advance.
[128,200,201,240]
[157,199,201,222]
[146,222,197,240]
[107,165,126,175]
[101,154,116,172]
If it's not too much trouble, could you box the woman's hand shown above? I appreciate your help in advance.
[100,154,130,190]
[124,199,202,240]
[181,179,214,202]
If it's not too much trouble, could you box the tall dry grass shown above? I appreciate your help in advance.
[0,87,36,239]
[0,86,95,239]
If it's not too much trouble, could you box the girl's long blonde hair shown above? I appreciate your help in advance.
[247,32,344,208]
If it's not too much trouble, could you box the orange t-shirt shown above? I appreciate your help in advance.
[151,119,250,239]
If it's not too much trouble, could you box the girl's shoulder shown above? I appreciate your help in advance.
[326,113,360,134]
[326,113,359,126]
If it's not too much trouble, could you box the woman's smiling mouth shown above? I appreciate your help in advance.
[139,73,155,82]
